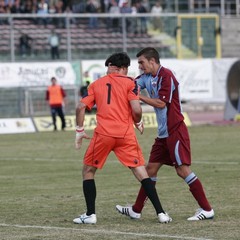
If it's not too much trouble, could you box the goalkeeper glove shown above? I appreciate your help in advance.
[75,126,90,149]
[134,120,144,134]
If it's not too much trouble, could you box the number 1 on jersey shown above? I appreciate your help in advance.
[106,83,111,104]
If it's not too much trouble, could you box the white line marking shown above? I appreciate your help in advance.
[194,161,238,165]
[0,157,238,165]
[0,223,213,240]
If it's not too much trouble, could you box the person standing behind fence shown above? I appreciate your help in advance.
[46,77,66,131]
[48,29,60,60]
[19,32,33,57]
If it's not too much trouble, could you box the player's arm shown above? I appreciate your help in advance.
[130,99,142,123]
[75,101,90,149]
[130,99,144,134]
[61,87,67,105]
[140,94,166,109]
[61,87,66,98]
[45,90,49,101]
[76,101,86,127]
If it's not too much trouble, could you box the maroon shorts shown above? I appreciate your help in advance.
[149,122,191,167]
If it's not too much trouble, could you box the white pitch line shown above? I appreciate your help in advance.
[0,157,238,165]
[0,223,213,240]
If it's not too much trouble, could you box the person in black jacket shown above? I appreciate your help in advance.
[19,33,33,57]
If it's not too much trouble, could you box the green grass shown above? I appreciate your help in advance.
[0,126,240,240]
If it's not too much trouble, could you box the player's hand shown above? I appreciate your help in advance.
[75,126,90,150]
[134,121,144,134]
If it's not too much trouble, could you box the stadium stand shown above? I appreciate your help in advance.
[0,17,173,61]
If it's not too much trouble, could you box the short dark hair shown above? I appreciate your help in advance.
[136,47,160,64]
[105,52,130,68]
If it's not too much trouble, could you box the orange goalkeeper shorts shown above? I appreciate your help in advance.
[83,131,145,169]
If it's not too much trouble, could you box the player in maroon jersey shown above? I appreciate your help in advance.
[116,47,214,221]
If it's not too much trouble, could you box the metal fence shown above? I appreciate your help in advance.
[0,86,79,118]
[0,12,221,62]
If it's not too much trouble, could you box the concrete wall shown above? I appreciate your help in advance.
[221,17,240,58]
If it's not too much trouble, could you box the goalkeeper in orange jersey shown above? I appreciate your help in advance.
[72,52,172,224]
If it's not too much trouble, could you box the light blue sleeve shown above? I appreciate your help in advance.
[136,75,146,90]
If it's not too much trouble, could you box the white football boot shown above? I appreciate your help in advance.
[158,212,172,223]
[187,208,214,221]
[116,205,141,219]
[73,213,97,224]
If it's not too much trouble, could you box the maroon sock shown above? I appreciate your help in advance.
[189,178,212,211]
[132,180,156,213]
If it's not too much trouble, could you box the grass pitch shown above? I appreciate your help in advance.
[0,126,239,240]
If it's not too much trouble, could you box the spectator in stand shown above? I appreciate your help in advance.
[100,0,107,13]
[19,32,33,57]
[30,0,38,23]
[142,0,149,12]
[48,29,60,60]
[71,0,86,13]
[48,2,56,14]
[32,0,38,9]
[120,1,132,14]
[46,77,66,131]
[118,0,125,8]
[151,0,163,31]
[10,0,23,13]
[64,5,76,26]
[86,0,99,29]
[37,0,49,26]
[120,1,132,33]
[0,0,5,10]
[23,0,33,14]
[22,0,36,22]
[61,0,67,10]
[53,0,65,27]
[49,0,58,9]
[3,0,14,10]
[0,1,8,25]
[108,0,120,33]
[136,0,148,34]
[130,2,138,34]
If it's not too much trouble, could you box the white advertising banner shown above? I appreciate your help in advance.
[0,118,36,134]
[0,62,76,87]
[81,59,213,101]
[161,59,213,100]
[1,59,236,101]
[69,58,238,102]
